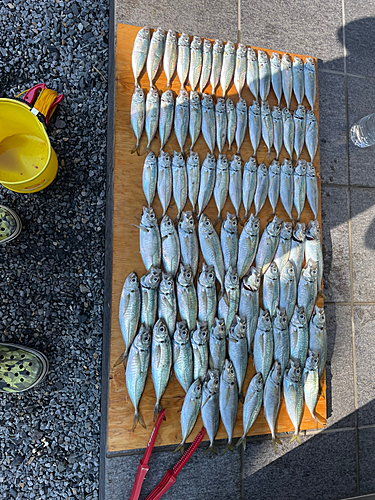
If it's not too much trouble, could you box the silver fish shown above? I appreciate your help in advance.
[142,151,157,207]
[210,40,224,94]
[172,151,187,219]
[126,326,151,430]
[186,151,200,213]
[140,266,161,329]
[294,159,307,220]
[191,320,209,382]
[175,378,202,454]
[234,43,247,97]
[239,267,261,353]
[173,320,193,393]
[235,98,248,153]
[176,264,197,332]
[261,101,273,156]
[189,36,202,92]
[305,220,323,293]
[160,214,180,278]
[117,272,141,366]
[303,350,320,423]
[274,221,292,274]
[209,317,227,373]
[163,30,177,88]
[237,214,260,279]
[270,52,282,105]
[178,211,199,278]
[294,105,306,160]
[254,162,269,216]
[255,215,283,275]
[258,50,271,102]
[242,157,257,220]
[305,110,318,162]
[228,315,248,401]
[253,309,273,382]
[263,361,283,453]
[272,106,283,160]
[219,359,238,453]
[145,87,160,151]
[147,27,165,87]
[131,86,145,154]
[221,213,239,272]
[283,358,303,443]
[226,98,236,151]
[159,90,174,151]
[282,107,294,159]
[281,54,293,109]
[246,48,259,101]
[306,163,319,219]
[237,372,263,450]
[297,259,318,322]
[268,159,281,214]
[132,27,150,85]
[280,158,294,219]
[200,39,212,92]
[201,369,220,455]
[198,214,225,291]
[293,56,304,105]
[263,261,280,319]
[289,305,308,367]
[174,89,190,152]
[151,318,172,420]
[215,98,228,154]
[309,306,327,379]
[139,206,161,270]
[189,91,202,151]
[201,94,216,154]
[248,100,261,155]
[177,33,190,89]
[228,154,242,217]
[157,151,172,216]
[220,41,236,97]
[197,153,216,218]
[279,261,297,322]
[218,266,240,335]
[214,154,229,223]
[158,271,177,337]
[289,222,306,283]
[272,308,289,377]
[304,57,317,110]
[197,262,217,334]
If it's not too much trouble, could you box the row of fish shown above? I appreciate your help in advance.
[132,27,317,108]
[132,87,319,159]
[143,151,319,222]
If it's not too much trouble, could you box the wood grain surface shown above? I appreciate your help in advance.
[108,23,325,453]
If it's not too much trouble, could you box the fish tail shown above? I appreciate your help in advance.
[174,441,185,455]
[153,403,163,422]
[235,435,246,451]
[290,432,301,445]
[272,436,282,454]
[113,349,128,368]
[317,289,327,300]
[312,412,325,427]
[227,144,232,153]
[204,443,218,456]
[132,410,146,432]
[239,391,244,404]
[223,440,234,454]
[213,214,222,227]
[131,142,140,155]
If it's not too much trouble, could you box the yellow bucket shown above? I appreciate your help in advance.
[0,84,63,193]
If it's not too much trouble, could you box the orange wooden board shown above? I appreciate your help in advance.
[108,23,326,452]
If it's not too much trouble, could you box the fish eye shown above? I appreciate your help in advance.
[205,221,210,226]
[186,273,191,279]
[208,273,213,279]
[167,220,171,225]
[131,278,136,282]
[160,326,165,332]
[300,315,304,320]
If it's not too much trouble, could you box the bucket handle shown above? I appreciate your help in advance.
[22,83,64,126]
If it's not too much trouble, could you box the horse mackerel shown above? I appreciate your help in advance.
[228,155,242,217]
[242,157,257,220]
[264,361,283,452]
[172,151,187,220]
[239,267,261,353]
[151,319,172,421]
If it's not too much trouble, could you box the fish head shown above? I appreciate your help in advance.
[306,109,317,123]
[179,211,195,233]
[215,97,226,113]
[190,378,202,400]
[273,307,288,330]
[251,372,264,391]
[271,105,282,120]
[178,33,190,47]
[270,52,281,67]
[258,163,268,179]
[212,317,226,340]
[192,320,209,345]
[160,214,175,237]
[287,358,302,382]
[145,151,157,172]
[312,305,326,328]
[281,53,292,68]
[203,38,212,53]
[191,35,202,49]
[132,86,145,104]
[158,150,171,169]
[223,212,238,233]
[306,219,320,240]
[187,150,200,167]
[302,258,318,282]
[190,90,201,105]
[258,49,269,64]
[293,222,306,242]
[172,150,185,167]
[146,87,159,104]
[224,41,235,55]
[213,39,224,54]
[258,309,272,331]
[250,100,261,115]
[293,56,303,71]
[174,320,190,344]
[244,157,257,173]
[204,152,216,169]
[269,159,280,175]
[280,221,293,240]
[237,43,247,58]
[134,325,152,350]
[159,272,174,294]
[294,159,307,176]
[225,266,239,290]
[166,29,177,44]
[265,261,279,280]
[226,97,235,112]
[304,57,316,73]
[261,100,270,114]
[294,104,306,120]
[244,213,260,236]
[137,27,150,41]
[243,266,261,291]
[153,27,165,42]
[267,216,283,237]
[281,158,293,175]
[305,349,320,371]
[306,162,316,178]
[205,368,220,394]
[270,361,283,384]
[291,305,307,328]
[202,93,214,109]
[230,315,246,339]
[141,266,162,289]
[247,47,257,62]
[161,89,174,104]
[140,206,157,228]
[281,261,296,282]
[222,359,236,384]
[217,154,229,171]
[198,262,216,288]
[237,97,247,112]
[177,88,189,106]
[230,155,242,172]
[153,318,169,343]
[177,264,194,287]
[199,214,214,235]
[123,271,139,293]
[281,107,292,121]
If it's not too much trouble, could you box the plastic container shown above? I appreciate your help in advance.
[350,112,375,148]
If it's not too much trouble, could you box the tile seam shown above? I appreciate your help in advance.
[322,182,375,189]
[319,68,375,80]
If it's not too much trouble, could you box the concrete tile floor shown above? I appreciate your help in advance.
[103,1,375,498]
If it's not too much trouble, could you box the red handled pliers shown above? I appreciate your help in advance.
[129,409,206,500]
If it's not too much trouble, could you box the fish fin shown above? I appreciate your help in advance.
[222,440,234,454]
[201,394,212,408]
[272,437,282,454]
[312,412,325,426]
[142,289,149,312]
[227,336,237,343]
[224,384,230,409]
[154,343,161,369]
[290,433,301,445]
[131,224,149,233]
[213,215,222,227]
[161,295,174,311]
[239,391,244,403]
[174,442,185,454]
[204,443,218,456]
[236,436,246,450]
[138,412,146,429]
[317,290,327,300]
[132,411,146,431]
[208,352,214,370]
[113,349,128,368]
[153,403,162,422]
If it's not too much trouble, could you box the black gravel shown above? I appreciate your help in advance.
[0,0,109,498]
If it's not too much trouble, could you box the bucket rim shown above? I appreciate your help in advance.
[0,98,53,186]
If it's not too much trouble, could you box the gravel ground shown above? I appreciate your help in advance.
[0,0,109,498]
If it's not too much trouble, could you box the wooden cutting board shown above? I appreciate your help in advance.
[107,23,325,453]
